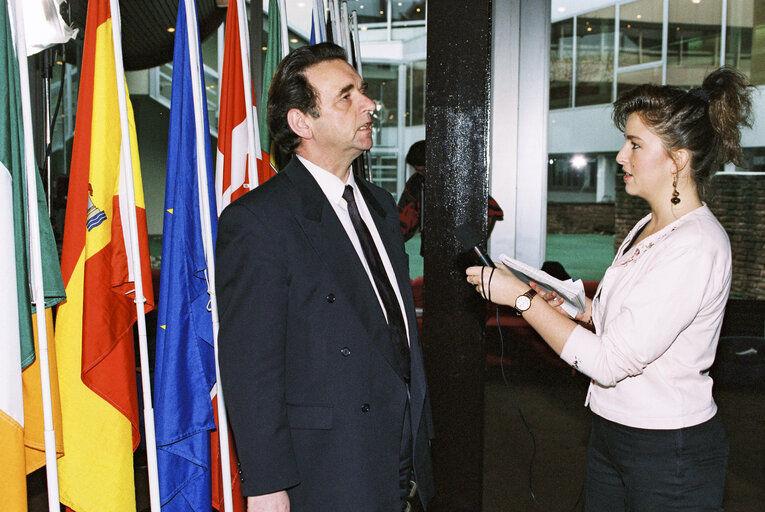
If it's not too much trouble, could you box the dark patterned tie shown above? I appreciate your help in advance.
[343,185,411,382]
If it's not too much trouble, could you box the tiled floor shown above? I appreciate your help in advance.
[27,361,764,511]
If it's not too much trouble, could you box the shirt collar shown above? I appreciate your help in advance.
[297,154,356,206]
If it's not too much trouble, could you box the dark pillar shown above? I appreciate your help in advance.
[423,1,492,510]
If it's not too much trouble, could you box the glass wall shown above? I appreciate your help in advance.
[576,7,615,106]
[616,65,662,97]
[735,147,765,172]
[364,63,400,140]
[550,18,574,109]
[618,0,663,67]
[667,0,722,87]
[548,154,598,202]
[363,63,401,196]
[726,0,765,86]
[343,1,387,24]
[407,59,426,126]
[391,0,426,22]
[551,0,765,106]
[343,0,425,25]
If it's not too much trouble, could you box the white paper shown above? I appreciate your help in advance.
[499,253,587,316]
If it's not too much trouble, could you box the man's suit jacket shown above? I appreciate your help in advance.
[216,156,435,511]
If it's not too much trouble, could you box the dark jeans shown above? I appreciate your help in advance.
[584,413,728,512]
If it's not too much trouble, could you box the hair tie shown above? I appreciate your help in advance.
[688,87,708,103]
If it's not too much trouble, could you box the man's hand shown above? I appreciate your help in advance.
[247,490,290,512]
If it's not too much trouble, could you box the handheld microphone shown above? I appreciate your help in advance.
[455,223,495,268]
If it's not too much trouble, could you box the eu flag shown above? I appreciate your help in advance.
[154,0,218,509]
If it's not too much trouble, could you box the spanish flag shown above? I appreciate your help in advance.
[55,0,154,510]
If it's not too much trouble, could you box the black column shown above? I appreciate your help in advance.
[423,1,492,510]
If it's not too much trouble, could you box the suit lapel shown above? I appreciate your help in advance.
[283,159,408,382]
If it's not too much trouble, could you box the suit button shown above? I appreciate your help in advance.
[361,403,370,413]
[340,347,351,357]
[326,293,336,303]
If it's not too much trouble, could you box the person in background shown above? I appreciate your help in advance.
[217,43,434,512]
[466,67,753,511]
[398,139,503,251]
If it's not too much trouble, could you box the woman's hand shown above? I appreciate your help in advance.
[529,281,592,323]
[529,281,568,316]
[465,264,526,305]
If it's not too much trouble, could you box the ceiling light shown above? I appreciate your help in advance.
[167,27,175,33]
[557,7,566,13]
[570,155,588,170]
[636,14,642,19]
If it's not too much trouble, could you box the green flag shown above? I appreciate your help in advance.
[0,1,65,370]
[259,0,283,166]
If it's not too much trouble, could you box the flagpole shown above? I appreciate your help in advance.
[235,0,262,193]
[9,2,60,510]
[351,10,362,77]
[183,2,237,509]
[277,0,289,58]
[313,0,326,43]
[107,0,161,510]
[331,0,341,48]
[340,2,351,63]
[328,0,339,45]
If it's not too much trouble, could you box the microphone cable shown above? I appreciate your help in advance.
[492,305,583,512]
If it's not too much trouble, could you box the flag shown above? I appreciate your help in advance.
[259,0,283,172]
[309,0,326,45]
[55,0,154,509]
[153,1,220,510]
[23,0,77,56]
[215,0,272,214]
[0,0,65,508]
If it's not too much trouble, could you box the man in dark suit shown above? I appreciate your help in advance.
[216,43,434,512]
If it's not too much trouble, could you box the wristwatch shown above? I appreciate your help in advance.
[514,288,537,314]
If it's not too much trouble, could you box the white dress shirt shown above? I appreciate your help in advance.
[560,205,731,429]
[298,155,410,344]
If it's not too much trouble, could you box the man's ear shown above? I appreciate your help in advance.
[287,108,313,140]
[672,148,690,174]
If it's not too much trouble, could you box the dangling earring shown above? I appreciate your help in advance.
[671,174,681,205]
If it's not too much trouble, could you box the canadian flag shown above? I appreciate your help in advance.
[215,0,274,215]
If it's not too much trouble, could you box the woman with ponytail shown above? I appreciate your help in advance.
[467,67,753,511]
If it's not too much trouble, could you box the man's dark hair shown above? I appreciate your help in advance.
[267,43,348,153]
[406,140,426,168]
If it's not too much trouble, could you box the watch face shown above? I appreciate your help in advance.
[516,295,531,311]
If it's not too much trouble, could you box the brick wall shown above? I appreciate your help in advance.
[707,175,765,300]
[614,174,765,300]
[547,203,615,234]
